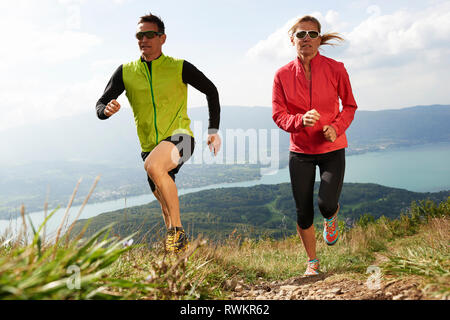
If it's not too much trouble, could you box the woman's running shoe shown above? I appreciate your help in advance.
[304,258,320,276]
[323,204,340,246]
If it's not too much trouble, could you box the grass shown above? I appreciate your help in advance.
[0,178,216,300]
[381,216,449,299]
[1,187,448,299]
[0,201,138,300]
[188,197,449,298]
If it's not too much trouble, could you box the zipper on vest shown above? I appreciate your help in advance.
[143,61,159,144]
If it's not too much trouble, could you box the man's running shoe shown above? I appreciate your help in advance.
[304,258,320,276]
[323,204,339,246]
[165,227,189,253]
[165,228,175,252]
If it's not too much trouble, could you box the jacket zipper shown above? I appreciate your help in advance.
[309,63,313,110]
[143,61,159,144]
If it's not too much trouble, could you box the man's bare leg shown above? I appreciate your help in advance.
[153,187,170,229]
[144,141,182,228]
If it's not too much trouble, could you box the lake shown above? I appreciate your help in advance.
[1,142,449,238]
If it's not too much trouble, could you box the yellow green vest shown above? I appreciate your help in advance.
[123,54,194,152]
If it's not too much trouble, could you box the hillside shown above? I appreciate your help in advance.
[225,198,450,300]
[71,182,450,242]
[0,162,260,219]
[347,105,450,150]
[1,196,448,301]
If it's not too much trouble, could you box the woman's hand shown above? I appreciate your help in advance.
[302,109,320,127]
[323,125,337,142]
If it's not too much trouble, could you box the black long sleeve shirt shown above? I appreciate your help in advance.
[96,58,220,133]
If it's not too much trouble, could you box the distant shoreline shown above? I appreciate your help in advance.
[1,141,450,220]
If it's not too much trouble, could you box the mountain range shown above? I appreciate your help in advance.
[1,104,449,166]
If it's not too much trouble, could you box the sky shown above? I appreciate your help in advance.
[0,0,449,131]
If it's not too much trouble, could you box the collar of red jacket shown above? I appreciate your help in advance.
[294,51,322,70]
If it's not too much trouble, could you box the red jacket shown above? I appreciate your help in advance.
[272,52,357,154]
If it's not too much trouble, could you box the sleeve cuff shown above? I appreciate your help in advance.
[296,113,304,130]
[100,109,110,120]
[330,123,340,137]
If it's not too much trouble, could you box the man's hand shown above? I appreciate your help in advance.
[104,99,121,117]
[207,133,221,156]
[323,125,337,142]
[302,109,320,127]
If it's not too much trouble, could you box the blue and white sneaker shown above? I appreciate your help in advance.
[323,204,340,246]
[304,258,320,276]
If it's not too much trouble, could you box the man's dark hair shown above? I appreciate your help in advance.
[138,13,165,34]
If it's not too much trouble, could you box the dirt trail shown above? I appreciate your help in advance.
[226,273,430,300]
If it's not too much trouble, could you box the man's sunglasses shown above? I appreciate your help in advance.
[295,30,320,39]
[136,30,164,40]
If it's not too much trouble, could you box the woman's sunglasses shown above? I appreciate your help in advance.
[136,30,164,40]
[295,30,320,39]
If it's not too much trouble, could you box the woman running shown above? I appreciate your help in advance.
[272,15,357,276]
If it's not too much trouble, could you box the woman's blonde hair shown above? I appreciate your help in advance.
[289,15,344,46]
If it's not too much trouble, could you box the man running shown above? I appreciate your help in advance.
[96,13,221,253]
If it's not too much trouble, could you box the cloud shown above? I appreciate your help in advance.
[112,0,133,3]
[246,16,298,61]
[344,3,450,66]
[0,1,107,130]
[0,74,112,131]
[244,3,450,110]
[0,1,102,68]
[246,10,348,62]
[343,2,450,108]
[247,3,450,68]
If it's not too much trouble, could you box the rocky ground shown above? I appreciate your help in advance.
[225,273,432,300]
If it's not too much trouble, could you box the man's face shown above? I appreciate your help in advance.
[291,21,321,58]
[137,22,166,58]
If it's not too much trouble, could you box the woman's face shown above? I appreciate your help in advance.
[291,21,321,59]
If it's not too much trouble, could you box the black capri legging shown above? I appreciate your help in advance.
[289,148,345,230]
